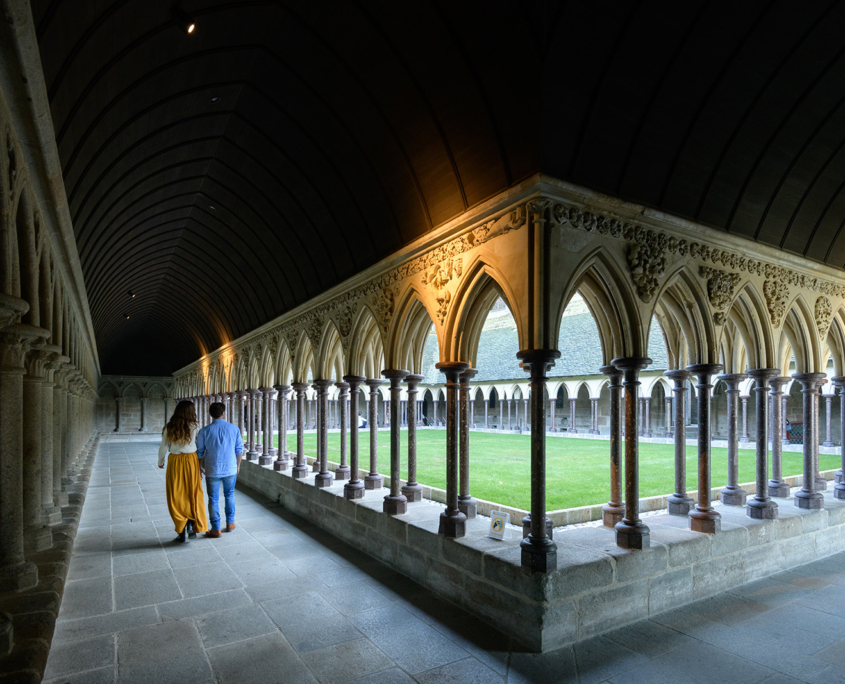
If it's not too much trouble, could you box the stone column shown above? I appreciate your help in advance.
[236,390,246,437]
[259,387,276,464]
[568,397,576,433]
[246,389,259,460]
[291,382,309,478]
[138,397,148,432]
[484,397,489,428]
[665,370,694,515]
[637,398,643,436]
[334,382,350,479]
[402,374,424,502]
[0,319,39,591]
[507,397,512,430]
[314,380,334,487]
[517,351,559,572]
[52,364,68,507]
[41,348,62,524]
[433,394,439,426]
[739,395,750,442]
[746,369,779,520]
[642,397,652,437]
[665,397,673,437]
[255,392,264,452]
[365,379,385,488]
[458,368,478,518]
[688,363,724,534]
[718,373,748,506]
[814,386,827,491]
[114,396,122,432]
[469,396,474,429]
[768,378,791,497]
[793,373,826,509]
[782,395,789,444]
[383,370,409,514]
[523,397,529,431]
[600,366,624,526]
[272,385,291,471]
[613,357,652,549]
[22,343,53,552]
[343,376,366,498]
[548,393,555,432]
[436,362,468,538]
[823,392,836,447]
[833,377,845,498]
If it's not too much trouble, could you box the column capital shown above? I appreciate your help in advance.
[291,381,310,393]
[612,356,652,372]
[770,376,791,392]
[435,361,469,382]
[822,392,837,399]
[272,384,291,396]
[342,374,366,389]
[313,378,334,392]
[746,368,779,384]
[664,369,692,387]
[716,372,748,390]
[365,377,386,390]
[831,376,845,390]
[382,369,409,386]
[459,367,479,383]
[404,373,424,389]
[0,292,29,328]
[792,372,827,389]
[334,381,349,394]
[686,363,723,380]
[599,365,623,385]
[247,388,261,396]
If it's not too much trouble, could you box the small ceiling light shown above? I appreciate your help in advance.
[124,314,130,319]
[128,290,136,298]
[172,6,196,34]
[210,96,220,103]
[208,205,215,210]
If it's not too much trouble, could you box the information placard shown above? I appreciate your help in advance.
[489,510,510,539]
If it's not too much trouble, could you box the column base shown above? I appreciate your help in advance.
[268,448,277,458]
[689,509,721,534]
[334,465,351,480]
[665,432,673,439]
[315,472,334,488]
[602,503,625,527]
[794,491,824,509]
[439,510,466,538]
[815,477,828,491]
[615,520,650,549]
[401,483,423,502]
[273,459,289,472]
[835,470,843,484]
[55,492,68,507]
[42,505,62,526]
[768,480,791,498]
[457,496,477,519]
[739,437,750,443]
[747,499,778,520]
[589,429,600,435]
[823,441,835,447]
[0,560,38,592]
[312,461,320,472]
[24,526,53,553]
[520,536,556,573]
[292,465,309,479]
[383,495,408,515]
[643,432,652,438]
[568,429,577,434]
[834,483,845,500]
[344,481,365,499]
[782,439,791,446]
[258,455,273,465]
[247,451,259,462]
[364,474,383,490]
[720,486,747,506]
[522,515,554,539]
[666,495,694,516]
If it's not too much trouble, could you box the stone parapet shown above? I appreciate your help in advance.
[235,457,845,652]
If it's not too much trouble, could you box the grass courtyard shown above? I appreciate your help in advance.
[272,430,840,511]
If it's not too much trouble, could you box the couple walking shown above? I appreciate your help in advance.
[157,400,244,542]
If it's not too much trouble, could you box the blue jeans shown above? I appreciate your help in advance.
[206,475,236,531]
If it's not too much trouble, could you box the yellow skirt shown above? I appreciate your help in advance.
[166,452,209,533]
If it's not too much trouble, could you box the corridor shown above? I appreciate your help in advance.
[45,441,845,684]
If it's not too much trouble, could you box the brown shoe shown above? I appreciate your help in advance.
[204,529,221,538]
[225,523,236,532]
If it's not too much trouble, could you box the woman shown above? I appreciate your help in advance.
[158,400,208,542]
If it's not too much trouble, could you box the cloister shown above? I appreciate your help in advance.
[3,1,845,681]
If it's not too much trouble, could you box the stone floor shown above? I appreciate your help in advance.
[44,441,845,684]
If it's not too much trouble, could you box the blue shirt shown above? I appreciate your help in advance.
[196,419,244,478]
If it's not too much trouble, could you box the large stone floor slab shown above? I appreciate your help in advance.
[42,441,845,683]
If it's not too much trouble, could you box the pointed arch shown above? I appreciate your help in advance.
[292,331,316,382]
[317,319,344,380]
[389,287,437,373]
[274,338,293,386]
[348,305,385,378]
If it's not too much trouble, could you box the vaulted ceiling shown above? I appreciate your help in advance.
[31,0,845,375]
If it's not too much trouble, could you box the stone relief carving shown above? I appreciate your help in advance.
[764,278,790,328]
[372,287,395,333]
[627,239,666,303]
[815,296,832,337]
[700,266,742,325]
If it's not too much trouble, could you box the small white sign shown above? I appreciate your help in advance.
[489,510,510,540]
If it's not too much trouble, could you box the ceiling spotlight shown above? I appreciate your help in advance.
[128,290,136,298]
[210,96,220,103]
[172,6,196,34]
[208,205,216,210]
[124,314,130,319]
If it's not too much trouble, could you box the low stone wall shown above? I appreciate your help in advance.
[237,458,845,652]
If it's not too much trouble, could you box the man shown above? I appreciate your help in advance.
[196,402,244,538]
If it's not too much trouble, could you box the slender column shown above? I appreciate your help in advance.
[687,363,723,534]
[255,392,264,451]
[665,370,694,515]
[612,357,652,548]
[814,386,827,491]
[0,321,39,591]
[823,393,835,447]
[782,395,790,444]
[365,379,385,489]
[643,397,652,437]
[832,377,845,498]
[258,387,275,464]
[739,395,750,442]
[517,351,559,571]
[314,380,334,487]
[568,397,576,433]
[600,366,624,526]
[746,369,779,519]
[334,382,350,479]
[469,396,475,428]
[433,394,439,426]
[769,378,791,497]
[548,393,555,432]
[523,397,529,431]
[138,397,146,432]
[484,397,489,428]
[638,398,643,436]
[718,373,748,506]
[114,396,122,432]
[402,375,424,502]
[343,376,366,498]
[246,389,259,460]
[508,398,513,430]
[385,398,390,426]
[41,347,62,524]
[291,383,309,478]
[382,370,409,513]
[665,397,673,437]
[272,385,291,471]
[23,344,53,552]
[52,366,68,506]
[236,390,246,437]
[457,368,478,518]
[793,373,826,509]
[436,362,469,538]
[224,392,233,424]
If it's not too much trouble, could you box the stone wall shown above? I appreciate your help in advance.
[96,375,175,434]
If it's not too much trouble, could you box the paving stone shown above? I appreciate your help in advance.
[173,561,243,598]
[319,582,394,616]
[603,619,695,658]
[207,632,318,684]
[43,665,115,684]
[507,645,579,684]
[42,634,114,679]
[114,568,182,609]
[53,606,158,643]
[117,619,213,683]
[59,576,114,619]
[66,552,112,580]
[300,638,394,684]
[195,603,277,647]
[263,591,340,628]
[805,664,845,684]
[228,556,297,585]
[215,539,275,563]
[574,635,649,684]
[166,545,221,568]
[816,637,845,667]
[112,549,169,576]
[348,668,414,683]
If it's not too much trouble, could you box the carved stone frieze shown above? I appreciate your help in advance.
[764,278,790,328]
[372,287,395,333]
[700,266,742,323]
[627,239,666,303]
[815,296,832,337]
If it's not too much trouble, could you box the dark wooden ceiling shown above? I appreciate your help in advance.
[32,0,845,375]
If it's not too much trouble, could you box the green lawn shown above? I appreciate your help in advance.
[272,431,839,511]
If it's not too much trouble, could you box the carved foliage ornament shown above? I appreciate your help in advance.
[701,266,741,326]
[815,296,832,337]
[764,277,790,328]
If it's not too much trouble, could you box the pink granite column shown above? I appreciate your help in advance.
[436,362,469,538]
[600,365,624,526]
[343,376,366,499]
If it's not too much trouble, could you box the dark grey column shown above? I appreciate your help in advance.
[739,395,750,442]
[458,368,478,518]
[23,345,53,552]
[833,376,845,498]
[291,382,309,479]
[746,369,779,519]
[600,366,624,527]
[236,390,246,437]
[225,392,234,424]
[782,395,790,444]
[665,397,672,437]
[343,376,366,499]
[568,397,576,433]
[41,348,62,525]
[402,374,424,502]
[643,397,652,437]
[517,350,559,572]
[665,370,694,515]
[637,397,644,436]
[334,382,350,479]
[589,398,598,434]
[687,363,724,534]
[246,389,259,460]
[365,379,385,489]
[259,387,274,464]
[549,392,555,432]
[814,386,827,491]
[114,396,122,432]
[484,396,489,429]
[768,378,791,497]
[436,362,469,539]
[273,385,291,471]
[718,373,748,506]
[383,370,409,514]
[314,379,334,487]
[139,397,147,432]
[823,392,836,447]
[793,373,826,509]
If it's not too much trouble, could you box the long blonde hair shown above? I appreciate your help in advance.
[164,400,197,446]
